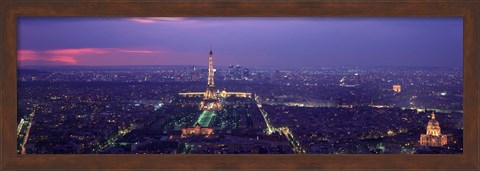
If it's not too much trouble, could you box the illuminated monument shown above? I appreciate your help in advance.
[199,49,223,111]
[419,111,447,146]
[178,49,252,102]
[392,85,401,93]
[178,49,252,137]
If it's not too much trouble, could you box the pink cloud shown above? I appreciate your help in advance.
[18,50,39,61]
[120,50,159,54]
[127,17,186,24]
[18,48,163,66]
[45,48,108,55]
[49,56,77,64]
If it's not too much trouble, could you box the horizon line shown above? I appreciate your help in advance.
[17,64,463,69]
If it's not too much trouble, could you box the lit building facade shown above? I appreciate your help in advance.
[393,85,401,93]
[419,111,447,146]
[181,124,213,138]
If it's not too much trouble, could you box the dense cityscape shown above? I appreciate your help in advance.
[17,53,463,154]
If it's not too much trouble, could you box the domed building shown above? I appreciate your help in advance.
[419,111,447,146]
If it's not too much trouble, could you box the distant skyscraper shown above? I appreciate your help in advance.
[225,64,249,80]
[354,73,361,85]
[225,65,234,80]
[419,111,447,146]
[242,68,250,80]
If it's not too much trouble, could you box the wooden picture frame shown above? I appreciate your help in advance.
[1,0,478,170]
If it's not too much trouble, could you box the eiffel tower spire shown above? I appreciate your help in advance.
[200,48,222,111]
[208,48,214,86]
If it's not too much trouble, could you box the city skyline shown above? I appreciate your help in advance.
[18,17,462,68]
[16,17,463,155]
[17,58,464,154]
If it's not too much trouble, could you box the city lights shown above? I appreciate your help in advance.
[16,17,463,154]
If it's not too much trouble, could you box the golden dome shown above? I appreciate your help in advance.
[428,119,440,126]
[427,111,439,126]
[426,111,441,136]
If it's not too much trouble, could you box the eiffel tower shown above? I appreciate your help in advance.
[199,48,222,111]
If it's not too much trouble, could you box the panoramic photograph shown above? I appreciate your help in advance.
[17,17,463,154]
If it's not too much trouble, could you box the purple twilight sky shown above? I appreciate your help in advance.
[17,17,463,68]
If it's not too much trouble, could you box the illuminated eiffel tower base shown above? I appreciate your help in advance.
[199,49,222,111]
